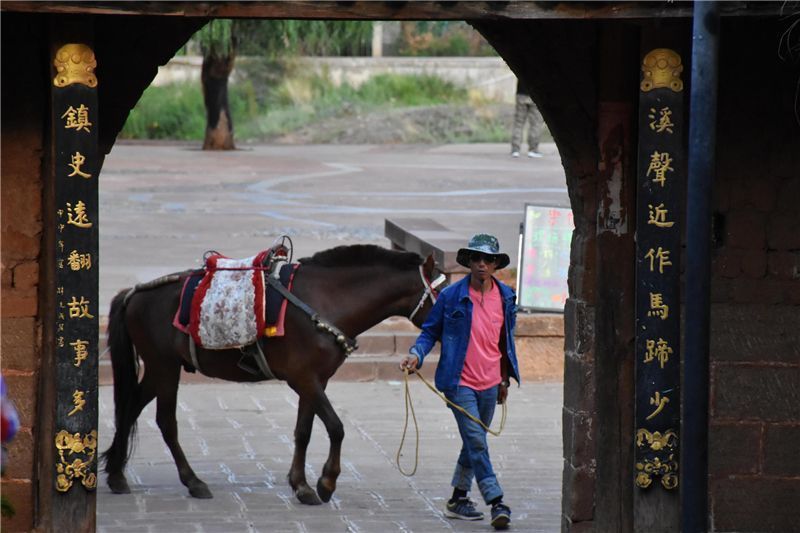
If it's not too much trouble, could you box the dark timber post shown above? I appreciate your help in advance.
[681,2,720,532]
[41,18,100,531]
[594,21,639,533]
[633,29,686,531]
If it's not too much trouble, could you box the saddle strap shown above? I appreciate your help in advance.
[240,341,276,380]
[265,274,358,356]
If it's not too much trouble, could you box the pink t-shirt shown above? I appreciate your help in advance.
[459,282,504,391]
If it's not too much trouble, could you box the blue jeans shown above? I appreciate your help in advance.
[445,385,503,504]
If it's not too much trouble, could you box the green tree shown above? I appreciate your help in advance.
[398,21,496,57]
[234,20,372,57]
[196,20,236,150]
[192,19,371,150]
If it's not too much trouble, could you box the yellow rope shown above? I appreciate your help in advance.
[396,369,420,476]
[395,368,508,477]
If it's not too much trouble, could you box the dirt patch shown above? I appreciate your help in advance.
[273,103,515,144]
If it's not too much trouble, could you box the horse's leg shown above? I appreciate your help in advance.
[288,392,322,505]
[313,387,345,503]
[103,290,159,494]
[154,359,213,499]
[105,374,157,494]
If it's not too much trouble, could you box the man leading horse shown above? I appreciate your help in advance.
[401,233,519,531]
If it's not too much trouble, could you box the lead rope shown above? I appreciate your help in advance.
[395,368,508,477]
[396,368,420,476]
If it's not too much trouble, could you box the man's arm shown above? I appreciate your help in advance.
[400,294,445,371]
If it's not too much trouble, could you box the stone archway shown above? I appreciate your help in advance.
[474,19,606,532]
[7,4,798,533]
[2,12,600,530]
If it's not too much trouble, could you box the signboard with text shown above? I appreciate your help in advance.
[517,204,573,312]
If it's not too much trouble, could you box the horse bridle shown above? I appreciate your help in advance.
[408,266,446,322]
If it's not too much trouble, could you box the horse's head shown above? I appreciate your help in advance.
[296,245,446,335]
[407,254,446,329]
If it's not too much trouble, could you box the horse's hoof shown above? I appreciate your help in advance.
[316,477,335,503]
[188,480,213,499]
[107,473,131,494]
[295,486,322,505]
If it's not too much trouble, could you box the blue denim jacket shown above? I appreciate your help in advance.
[410,275,520,392]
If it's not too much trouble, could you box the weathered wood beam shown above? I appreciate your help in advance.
[1,1,783,20]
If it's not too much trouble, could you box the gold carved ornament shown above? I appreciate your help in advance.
[635,428,679,490]
[636,455,679,490]
[55,429,98,492]
[640,48,683,93]
[53,44,98,88]
[636,428,678,451]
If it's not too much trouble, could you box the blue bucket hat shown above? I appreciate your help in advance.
[456,233,510,270]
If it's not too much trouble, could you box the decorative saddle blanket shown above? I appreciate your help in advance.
[172,251,298,350]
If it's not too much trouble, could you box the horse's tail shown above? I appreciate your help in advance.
[101,288,140,474]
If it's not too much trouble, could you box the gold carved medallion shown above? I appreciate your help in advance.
[635,454,679,490]
[53,44,98,88]
[634,428,679,489]
[640,48,683,93]
[55,429,98,492]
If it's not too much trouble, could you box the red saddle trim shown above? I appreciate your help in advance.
[172,276,196,335]
[186,251,269,348]
[264,264,299,337]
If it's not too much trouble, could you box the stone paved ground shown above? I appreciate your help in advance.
[99,142,568,314]
[97,380,563,533]
[97,142,567,531]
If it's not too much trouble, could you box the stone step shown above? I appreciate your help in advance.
[367,316,423,333]
[353,330,434,356]
[98,312,566,385]
[99,352,437,386]
[99,317,418,354]
[98,316,431,386]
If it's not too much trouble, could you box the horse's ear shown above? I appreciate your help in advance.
[423,254,435,273]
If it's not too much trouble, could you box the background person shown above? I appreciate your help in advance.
[510,78,544,158]
[400,233,520,531]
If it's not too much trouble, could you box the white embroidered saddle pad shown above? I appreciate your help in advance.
[189,253,267,350]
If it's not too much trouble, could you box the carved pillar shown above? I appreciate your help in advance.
[40,25,100,532]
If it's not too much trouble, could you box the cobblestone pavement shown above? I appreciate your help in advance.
[98,380,563,533]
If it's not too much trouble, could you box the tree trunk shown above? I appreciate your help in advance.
[201,53,235,150]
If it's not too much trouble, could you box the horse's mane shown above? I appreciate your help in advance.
[299,244,422,270]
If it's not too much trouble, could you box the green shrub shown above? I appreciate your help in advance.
[120,82,262,140]
[121,72,484,142]
[352,74,467,107]
[119,84,206,140]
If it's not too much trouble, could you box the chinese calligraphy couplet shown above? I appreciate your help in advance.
[634,48,684,491]
[52,43,99,493]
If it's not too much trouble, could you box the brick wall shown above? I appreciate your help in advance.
[515,313,565,381]
[705,17,800,532]
[0,92,44,531]
[1,14,46,532]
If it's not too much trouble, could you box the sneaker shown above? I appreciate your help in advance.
[491,502,511,530]
[527,150,543,158]
[511,151,520,158]
[444,497,484,521]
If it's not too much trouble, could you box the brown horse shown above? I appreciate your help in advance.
[101,244,440,505]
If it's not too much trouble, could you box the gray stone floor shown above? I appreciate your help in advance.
[99,142,568,314]
[97,380,563,533]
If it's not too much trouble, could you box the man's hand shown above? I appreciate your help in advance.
[497,382,509,404]
[399,355,419,373]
